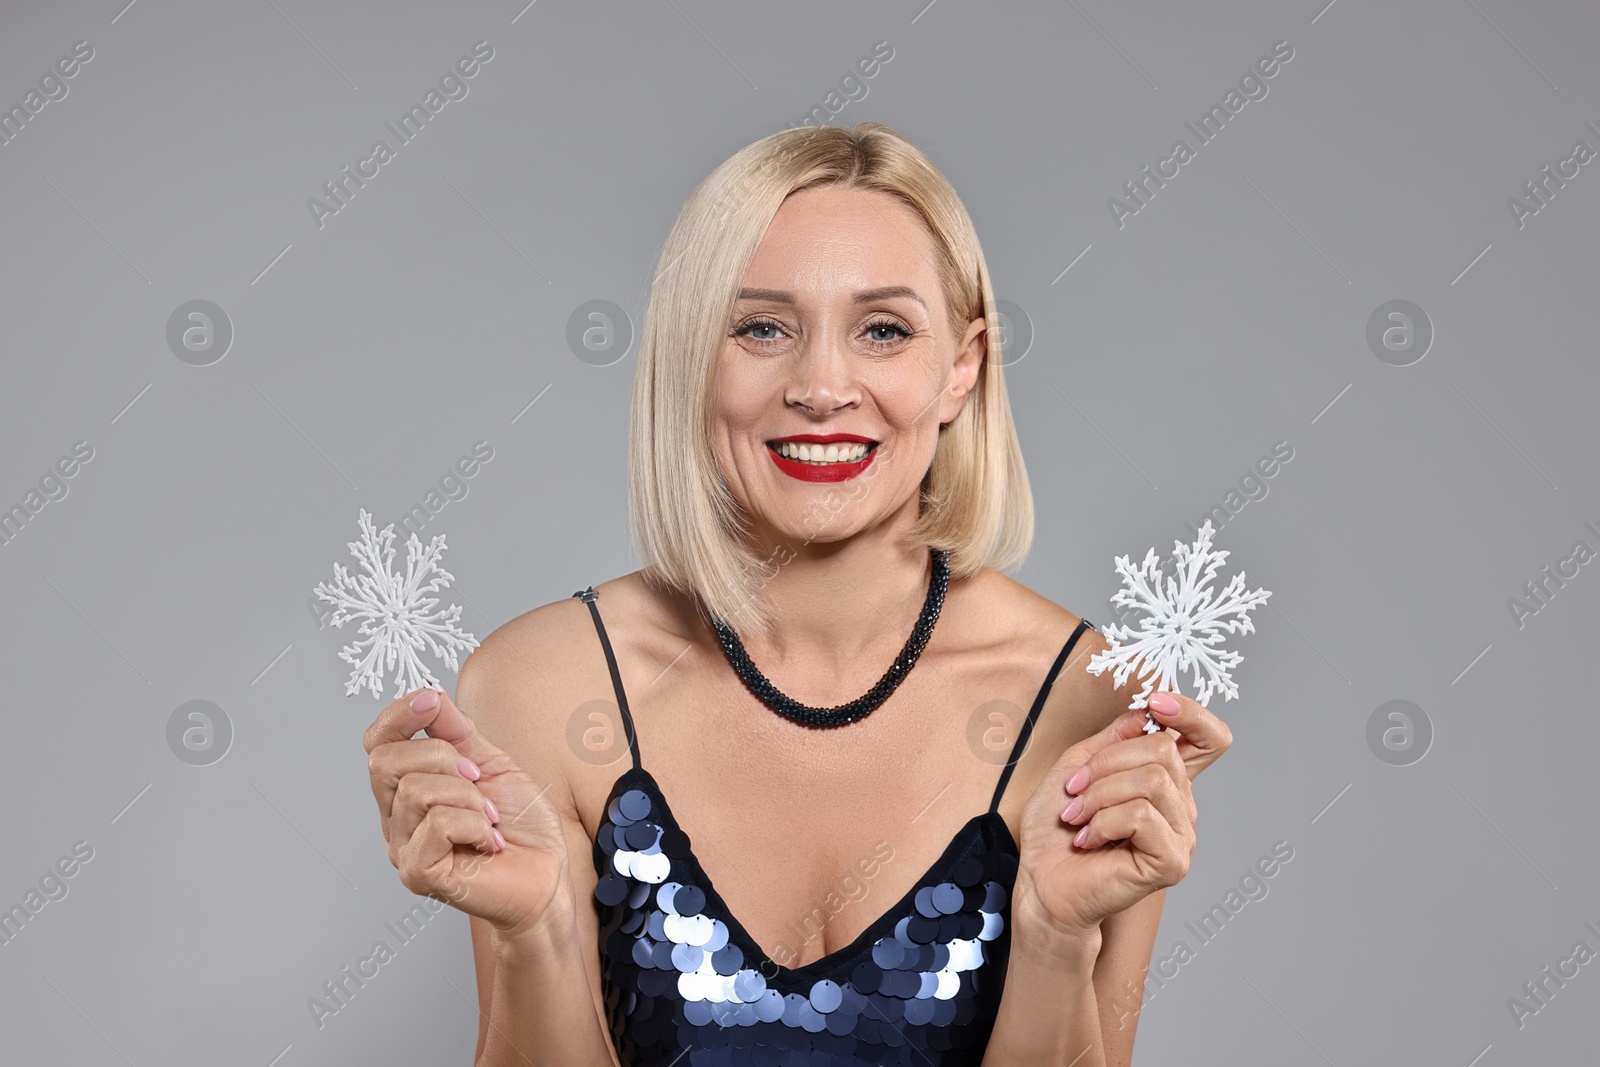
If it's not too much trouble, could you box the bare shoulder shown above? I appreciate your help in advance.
[962,567,1130,762]
[959,566,1079,635]
[451,579,630,815]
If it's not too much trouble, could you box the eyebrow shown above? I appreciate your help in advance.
[734,286,927,310]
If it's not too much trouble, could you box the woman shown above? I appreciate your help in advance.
[363,122,1232,1065]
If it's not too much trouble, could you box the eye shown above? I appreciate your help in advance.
[731,316,788,345]
[863,317,913,348]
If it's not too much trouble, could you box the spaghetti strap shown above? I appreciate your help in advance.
[572,586,641,772]
[988,618,1095,813]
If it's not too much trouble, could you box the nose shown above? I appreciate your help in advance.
[783,331,860,417]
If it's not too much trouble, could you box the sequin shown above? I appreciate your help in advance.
[809,979,843,1013]
[591,764,1023,1065]
[732,968,765,1000]
[570,584,1098,1065]
[595,871,629,907]
[931,883,965,915]
[870,938,905,970]
[619,789,652,821]
[675,884,706,917]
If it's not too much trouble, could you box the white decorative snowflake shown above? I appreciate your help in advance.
[311,508,479,699]
[1086,520,1271,727]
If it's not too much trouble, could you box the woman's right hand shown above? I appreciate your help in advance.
[364,686,571,942]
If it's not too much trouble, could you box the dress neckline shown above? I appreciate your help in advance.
[597,762,1020,990]
[573,586,1093,993]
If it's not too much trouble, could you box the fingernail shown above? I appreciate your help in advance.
[457,755,481,781]
[1149,692,1180,716]
[410,689,439,713]
[1066,765,1090,794]
[492,829,506,850]
[484,798,499,824]
[1074,826,1091,847]
[1062,796,1084,822]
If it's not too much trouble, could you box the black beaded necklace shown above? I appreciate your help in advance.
[711,548,950,728]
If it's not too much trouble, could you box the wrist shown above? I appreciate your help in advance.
[494,875,578,961]
[496,913,571,963]
[1012,914,1103,970]
[1011,869,1104,966]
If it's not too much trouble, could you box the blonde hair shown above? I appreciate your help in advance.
[628,121,1034,637]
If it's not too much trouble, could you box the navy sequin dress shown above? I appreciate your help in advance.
[573,586,1093,1066]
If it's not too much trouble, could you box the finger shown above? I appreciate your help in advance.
[367,735,479,827]
[1061,762,1193,839]
[1053,705,1156,791]
[1072,798,1192,888]
[1146,691,1233,779]
[395,804,505,899]
[388,772,499,863]
[363,687,443,755]
[1064,730,1189,804]
[412,687,518,773]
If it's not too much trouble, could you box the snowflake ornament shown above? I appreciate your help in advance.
[311,508,479,699]
[1086,520,1271,732]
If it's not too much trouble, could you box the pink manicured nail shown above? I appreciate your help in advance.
[1062,796,1084,823]
[484,798,499,824]
[1066,765,1090,794]
[410,689,439,713]
[1074,826,1091,847]
[1149,692,1180,716]
[457,755,481,781]
[491,829,506,850]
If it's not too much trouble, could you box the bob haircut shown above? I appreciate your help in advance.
[628,121,1034,638]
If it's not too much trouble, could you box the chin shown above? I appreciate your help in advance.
[747,510,858,547]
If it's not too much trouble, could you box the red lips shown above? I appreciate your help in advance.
[766,434,878,483]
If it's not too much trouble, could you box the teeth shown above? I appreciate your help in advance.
[777,442,870,463]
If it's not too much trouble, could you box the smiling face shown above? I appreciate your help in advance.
[711,183,986,551]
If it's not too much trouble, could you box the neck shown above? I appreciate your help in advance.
[732,523,938,677]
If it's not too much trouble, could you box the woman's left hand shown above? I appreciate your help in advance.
[1013,691,1233,946]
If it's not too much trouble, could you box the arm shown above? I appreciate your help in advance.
[470,814,620,1066]
[472,877,623,1067]
[980,885,1165,1067]
[981,919,1105,1065]
[981,614,1217,1065]
[1093,888,1164,1066]
[455,613,625,1066]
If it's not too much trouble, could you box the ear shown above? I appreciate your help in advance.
[938,315,987,426]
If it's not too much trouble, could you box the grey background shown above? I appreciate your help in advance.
[1,0,1596,1063]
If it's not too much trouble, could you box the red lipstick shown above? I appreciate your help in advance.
[766,433,878,483]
